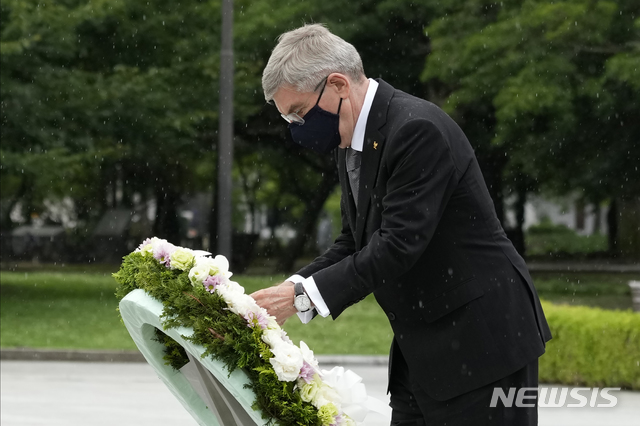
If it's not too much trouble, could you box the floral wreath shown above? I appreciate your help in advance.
[114,237,370,426]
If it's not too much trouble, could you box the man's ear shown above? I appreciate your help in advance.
[327,73,350,98]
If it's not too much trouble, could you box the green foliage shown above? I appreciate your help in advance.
[423,0,640,202]
[539,301,640,389]
[153,328,189,370]
[528,220,578,236]
[525,221,608,256]
[1,0,219,231]
[2,0,638,266]
[113,252,319,426]
[1,0,444,269]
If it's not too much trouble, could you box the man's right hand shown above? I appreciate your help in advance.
[250,281,297,325]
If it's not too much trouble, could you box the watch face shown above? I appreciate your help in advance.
[294,295,311,312]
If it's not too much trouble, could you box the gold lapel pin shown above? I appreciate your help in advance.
[373,141,378,150]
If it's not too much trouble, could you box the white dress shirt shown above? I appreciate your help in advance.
[290,79,379,323]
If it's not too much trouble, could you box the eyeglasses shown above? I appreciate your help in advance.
[278,77,328,125]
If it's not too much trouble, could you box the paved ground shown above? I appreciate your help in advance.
[2,359,639,426]
[0,360,391,426]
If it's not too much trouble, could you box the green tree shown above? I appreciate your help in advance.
[7,0,560,269]
[422,0,640,256]
[1,0,220,246]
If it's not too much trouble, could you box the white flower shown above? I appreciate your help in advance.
[136,237,154,252]
[191,249,212,258]
[265,315,279,330]
[216,280,245,303]
[261,328,284,348]
[216,280,263,316]
[299,341,319,370]
[187,254,232,285]
[341,417,356,426]
[280,329,292,343]
[188,262,211,285]
[137,237,170,255]
[170,248,195,271]
[207,255,233,279]
[269,343,304,382]
[297,375,342,411]
[224,280,244,294]
[140,243,154,255]
[312,382,341,408]
[225,292,258,316]
[298,375,322,403]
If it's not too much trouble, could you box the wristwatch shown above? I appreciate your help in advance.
[293,282,311,312]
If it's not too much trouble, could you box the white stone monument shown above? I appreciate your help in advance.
[119,289,262,426]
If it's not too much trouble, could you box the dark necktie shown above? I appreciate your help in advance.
[346,148,362,208]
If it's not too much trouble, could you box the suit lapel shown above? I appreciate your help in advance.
[354,79,393,249]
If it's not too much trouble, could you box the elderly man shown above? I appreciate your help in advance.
[252,24,551,426]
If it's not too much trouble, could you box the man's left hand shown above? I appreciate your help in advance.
[250,281,297,325]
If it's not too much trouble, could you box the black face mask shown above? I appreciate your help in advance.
[289,84,343,154]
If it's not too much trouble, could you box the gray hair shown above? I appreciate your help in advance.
[262,23,365,102]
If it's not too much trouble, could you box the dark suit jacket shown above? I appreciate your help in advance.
[297,79,552,401]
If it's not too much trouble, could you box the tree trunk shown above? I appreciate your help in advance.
[607,198,618,254]
[208,182,218,253]
[617,196,640,260]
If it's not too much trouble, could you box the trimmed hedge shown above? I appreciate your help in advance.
[539,301,640,390]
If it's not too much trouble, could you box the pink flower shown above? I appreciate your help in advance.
[203,275,223,293]
[153,247,172,268]
[299,361,315,384]
[244,311,269,330]
[330,414,344,426]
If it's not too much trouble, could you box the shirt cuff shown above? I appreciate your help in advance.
[297,310,316,324]
[287,274,331,320]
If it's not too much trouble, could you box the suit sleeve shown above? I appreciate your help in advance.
[313,118,460,318]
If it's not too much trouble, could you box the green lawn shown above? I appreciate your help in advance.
[1,268,635,353]
[0,271,137,350]
[0,270,393,354]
